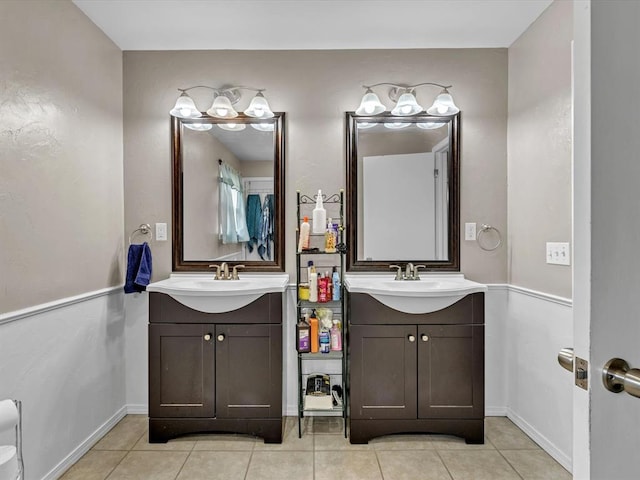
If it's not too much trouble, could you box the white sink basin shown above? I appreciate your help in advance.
[147,273,289,313]
[344,273,487,314]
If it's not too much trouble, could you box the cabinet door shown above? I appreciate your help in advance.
[350,325,417,419]
[417,325,484,419]
[215,324,282,419]
[149,323,215,418]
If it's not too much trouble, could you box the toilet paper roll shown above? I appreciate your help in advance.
[0,401,18,433]
[0,445,18,480]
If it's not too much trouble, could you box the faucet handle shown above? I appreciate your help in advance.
[413,265,426,280]
[209,264,223,280]
[389,264,403,281]
[232,265,245,280]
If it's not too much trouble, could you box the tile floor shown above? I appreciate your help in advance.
[60,415,572,480]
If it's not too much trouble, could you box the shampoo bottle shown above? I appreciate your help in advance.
[330,319,342,351]
[309,311,319,353]
[312,190,326,234]
[298,216,310,252]
[332,267,341,301]
[309,269,318,302]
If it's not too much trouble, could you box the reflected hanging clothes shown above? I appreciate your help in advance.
[219,163,249,244]
[246,194,263,253]
[258,194,274,260]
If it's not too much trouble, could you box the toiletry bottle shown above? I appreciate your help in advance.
[309,311,319,353]
[332,266,341,301]
[312,189,326,234]
[324,218,336,253]
[297,319,310,353]
[307,261,314,282]
[319,328,331,353]
[298,216,310,252]
[318,273,328,303]
[309,268,318,302]
[325,270,332,299]
[330,319,342,351]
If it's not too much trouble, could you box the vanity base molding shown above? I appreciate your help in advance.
[349,419,483,445]
[149,418,283,444]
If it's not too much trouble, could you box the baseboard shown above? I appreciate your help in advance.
[485,406,508,416]
[507,408,572,474]
[126,404,149,415]
[41,405,127,480]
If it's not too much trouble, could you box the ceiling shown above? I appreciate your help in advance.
[72,0,553,51]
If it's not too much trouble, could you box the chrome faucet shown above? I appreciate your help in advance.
[390,264,403,280]
[231,264,245,280]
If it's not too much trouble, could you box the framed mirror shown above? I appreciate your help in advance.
[345,112,459,272]
[172,113,285,272]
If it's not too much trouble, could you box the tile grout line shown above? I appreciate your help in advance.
[432,446,457,480]
[494,447,526,480]
[103,428,146,480]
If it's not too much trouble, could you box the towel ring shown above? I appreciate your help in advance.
[476,224,502,252]
[129,223,153,245]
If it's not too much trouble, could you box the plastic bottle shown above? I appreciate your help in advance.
[312,190,326,234]
[309,312,319,353]
[330,319,342,351]
[324,218,336,253]
[296,319,310,353]
[332,267,341,301]
[318,273,328,303]
[309,269,318,302]
[325,270,332,300]
[319,328,331,353]
[298,216,310,252]
[307,261,314,282]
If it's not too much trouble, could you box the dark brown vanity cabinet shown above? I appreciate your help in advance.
[348,292,484,444]
[148,292,283,443]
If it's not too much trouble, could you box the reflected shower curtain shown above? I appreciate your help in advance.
[219,163,249,244]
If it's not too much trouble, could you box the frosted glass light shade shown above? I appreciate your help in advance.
[169,93,202,118]
[217,123,246,131]
[207,95,238,119]
[391,92,423,116]
[416,121,446,130]
[384,122,411,129]
[184,123,213,131]
[355,91,386,116]
[251,123,275,132]
[245,93,274,118]
[426,90,459,116]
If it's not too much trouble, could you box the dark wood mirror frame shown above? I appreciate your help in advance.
[345,111,460,272]
[171,113,286,272]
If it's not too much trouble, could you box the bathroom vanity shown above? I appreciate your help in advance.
[147,274,288,443]
[345,274,486,444]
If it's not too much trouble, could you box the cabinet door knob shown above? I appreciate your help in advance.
[203,334,212,341]
[421,334,429,342]
[217,334,225,342]
[408,335,416,343]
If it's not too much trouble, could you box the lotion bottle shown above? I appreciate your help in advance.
[309,311,319,353]
[298,216,310,252]
[309,268,318,302]
[312,190,326,234]
[330,319,342,351]
[332,267,341,301]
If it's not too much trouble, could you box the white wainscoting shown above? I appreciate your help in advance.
[2,282,572,479]
[0,287,127,480]
[506,286,573,472]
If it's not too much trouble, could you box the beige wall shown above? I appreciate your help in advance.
[508,0,573,298]
[0,1,123,313]
[123,49,508,283]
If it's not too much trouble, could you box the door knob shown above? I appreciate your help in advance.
[421,334,429,342]
[408,335,416,343]
[557,347,574,372]
[603,358,640,398]
[217,334,225,342]
[203,334,212,341]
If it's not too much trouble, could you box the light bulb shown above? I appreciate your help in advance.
[180,108,191,116]
[438,105,448,114]
[216,108,228,116]
[364,104,375,114]
[401,105,412,114]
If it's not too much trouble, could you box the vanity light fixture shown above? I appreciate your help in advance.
[217,123,247,132]
[384,122,411,130]
[169,86,274,119]
[183,123,213,131]
[250,123,275,132]
[355,82,459,117]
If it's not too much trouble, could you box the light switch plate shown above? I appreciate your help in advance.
[465,222,477,241]
[546,242,570,265]
[156,223,167,241]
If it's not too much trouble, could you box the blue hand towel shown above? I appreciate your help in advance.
[124,242,152,294]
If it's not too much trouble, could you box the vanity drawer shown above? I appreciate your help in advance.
[150,292,283,324]
[348,292,484,326]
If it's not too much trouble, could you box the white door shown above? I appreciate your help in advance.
[574,2,640,478]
